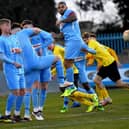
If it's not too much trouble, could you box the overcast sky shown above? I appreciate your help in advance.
[55,0,122,26]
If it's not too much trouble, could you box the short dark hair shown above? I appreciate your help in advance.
[58,1,66,5]
[11,22,21,29]
[0,18,11,26]
[21,20,33,27]
[89,33,96,38]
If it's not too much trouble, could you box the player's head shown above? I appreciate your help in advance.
[57,1,67,15]
[0,18,11,34]
[82,32,96,43]
[82,32,90,43]
[11,22,22,34]
[21,20,33,28]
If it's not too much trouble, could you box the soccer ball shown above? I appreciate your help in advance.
[123,30,129,42]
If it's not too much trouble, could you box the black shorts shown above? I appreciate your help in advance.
[97,61,121,82]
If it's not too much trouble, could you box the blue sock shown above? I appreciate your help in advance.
[56,60,65,84]
[63,97,69,108]
[24,92,31,117]
[87,88,95,94]
[32,88,39,110]
[6,93,17,115]
[15,95,24,115]
[39,89,47,110]
[66,67,74,82]
[78,87,88,93]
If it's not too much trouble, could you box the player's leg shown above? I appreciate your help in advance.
[55,59,65,86]
[74,59,95,94]
[70,91,98,112]
[35,55,60,70]
[64,39,82,83]
[4,72,19,120]
[71,73,81,108]
[94,72,111,106]
[32,81,40,114]
[109,61,129,88]
[14,74,26,121]
[34,68,51,120]
[24,71,38,120]
[64,59,74,83]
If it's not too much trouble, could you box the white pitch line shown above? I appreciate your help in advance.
[12,116,129,129]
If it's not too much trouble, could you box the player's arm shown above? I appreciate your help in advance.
[0,40,21,68]
[0,53,14,64]
[81,43,96,54]
[22,28,42,37]
[56,11,77,26]
[107,47,119,63]
[86,53,95,66]
[61,12,77,23]
[0,53,21,68]
[107,47,121,67]
[39,30,54,48]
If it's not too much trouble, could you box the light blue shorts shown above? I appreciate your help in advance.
[65,39,82,59]
[4,72,25,90]
[25,70,40,89]
[40,68,51,83]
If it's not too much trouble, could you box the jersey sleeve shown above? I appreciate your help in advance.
[61,9,75,20]
[21,28,35,37]
[0,39,14,64]
[0,39,5,53]
[39,30,54,48]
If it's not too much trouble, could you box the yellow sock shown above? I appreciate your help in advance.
[102,87,110,99]
[71,91,94,99]
[70,96,93,106]
[99,87,110,100]
[95,85,103,101]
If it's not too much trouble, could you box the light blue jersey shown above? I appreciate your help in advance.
[31,31,53,56]
[59,9,96,59]
[0,35,25,90]
[0,35,24,74]
[31,31,53,83]
[60,9,81,41]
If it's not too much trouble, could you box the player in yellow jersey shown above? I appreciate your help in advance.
[85,33,121,105]
[82,32,129,105]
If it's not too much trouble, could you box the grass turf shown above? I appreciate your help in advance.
[0,88,129,129]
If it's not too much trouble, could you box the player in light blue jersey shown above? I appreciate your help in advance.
[21,20,53,120]
[11,22,66,120]
[0,19,26,122]
[55,2,96,95]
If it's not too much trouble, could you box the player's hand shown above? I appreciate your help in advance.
[13,62,22,68]
[12,48,22,54]
[15,48,22,53]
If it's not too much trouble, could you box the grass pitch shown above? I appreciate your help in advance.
[0,88,129,129]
